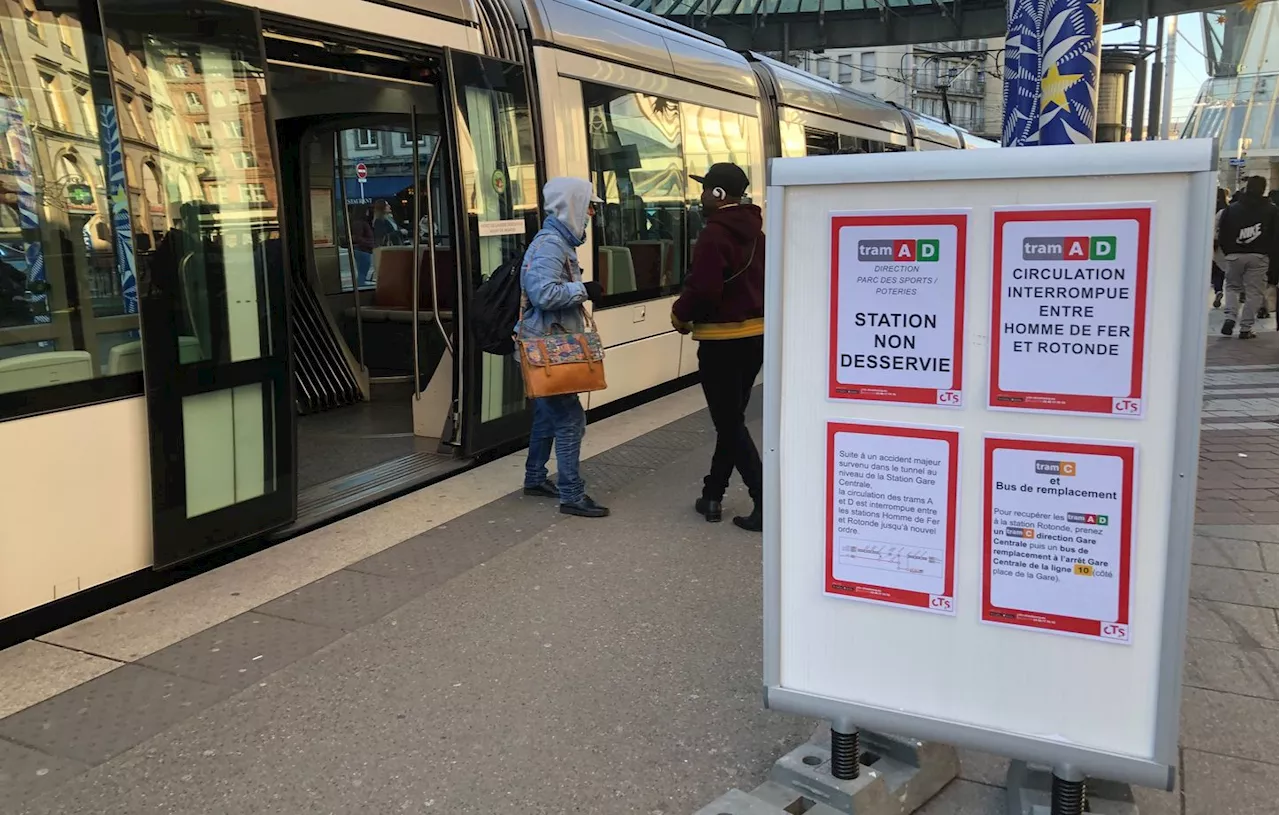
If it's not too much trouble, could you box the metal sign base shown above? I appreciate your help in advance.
[1006,760,1139,815]
[693,729,958,814]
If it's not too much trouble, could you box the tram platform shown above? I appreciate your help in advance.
[0,311,1275,815]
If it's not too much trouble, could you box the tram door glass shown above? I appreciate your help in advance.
[101,0,294,566]
[450,53,538,454]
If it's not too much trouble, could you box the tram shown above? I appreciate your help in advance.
[0,0,995,627]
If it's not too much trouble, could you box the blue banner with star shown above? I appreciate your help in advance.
[1038,0,1103,144]
[1003,0,1044,146]
[1003,0,1102,146]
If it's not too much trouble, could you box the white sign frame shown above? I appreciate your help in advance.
[762,140,1215,791]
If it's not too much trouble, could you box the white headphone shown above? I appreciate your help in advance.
[712,187,726,201]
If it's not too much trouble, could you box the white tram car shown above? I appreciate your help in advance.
[0,0,994,629]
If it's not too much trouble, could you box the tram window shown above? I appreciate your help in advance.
[803,128,839,156]
[682,103,760,266]
[0,1,145,415]
[101,7,281,368]
[584,82,686,304]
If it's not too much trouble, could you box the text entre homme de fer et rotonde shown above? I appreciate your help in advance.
[840,254,1133,374]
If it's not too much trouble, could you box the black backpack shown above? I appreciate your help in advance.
[471,246,525,356]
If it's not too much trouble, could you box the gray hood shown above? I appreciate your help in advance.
[543,177,598,242]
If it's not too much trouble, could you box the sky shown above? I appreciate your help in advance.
[1102,12,1213,123]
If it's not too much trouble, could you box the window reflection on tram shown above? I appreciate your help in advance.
[0,4,131,394]
[107,25,278,366]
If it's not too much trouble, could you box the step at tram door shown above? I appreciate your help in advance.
[128,4,539,569]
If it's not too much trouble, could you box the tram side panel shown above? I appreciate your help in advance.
[0,399,152,621]
[528,39,767,409]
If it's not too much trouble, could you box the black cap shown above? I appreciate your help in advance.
[690,163,749,199]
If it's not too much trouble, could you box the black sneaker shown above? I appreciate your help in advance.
[523,479,558,499]
[1238,329,1257,339]
[1221,319,1236,336]
[695,498,723,523]
[561,495,609,518]
[1213,292,1223,308]
[733,506,762,532]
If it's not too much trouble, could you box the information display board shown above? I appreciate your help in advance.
[763,140,1213,790]
[990,206,1152,416]
[826,422,959,614]
[829,212,968,406]
[982,435,1136,642]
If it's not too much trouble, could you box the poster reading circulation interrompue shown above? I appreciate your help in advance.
[830,211,967,407]
[982,436,1136,643]
[990,206,1152,417]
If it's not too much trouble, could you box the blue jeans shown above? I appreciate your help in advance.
[354,250,373,286]
[524,394,586,503]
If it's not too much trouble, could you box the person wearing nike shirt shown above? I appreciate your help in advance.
[671,163,765,532]
[1216,176,1278,338]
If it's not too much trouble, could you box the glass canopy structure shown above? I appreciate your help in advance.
[1181,2,1278,189]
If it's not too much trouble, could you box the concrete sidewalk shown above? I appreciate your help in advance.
[6,407,823,815]
[0,312,1275,815]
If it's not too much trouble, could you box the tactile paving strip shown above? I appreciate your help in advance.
[138,612,346,690]
[253,569,425,631]
[348,493,549,581]
[588,440,689,471]
[621,427,713,450]
[577,459,658,495]
[0,665,233,765]
[0,738,88,807]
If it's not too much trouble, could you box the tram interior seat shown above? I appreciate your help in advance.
[106,335,204,376]
[597,246,636,295]
[341,245,454,380]
[625,239,674,289]
[0,350,93,395]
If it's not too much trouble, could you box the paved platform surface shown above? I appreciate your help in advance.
[0,306,1274,814]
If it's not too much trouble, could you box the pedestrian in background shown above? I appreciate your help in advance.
[1216,176,1277,339]
[672,162,765,532]
[1212,187,1228,308]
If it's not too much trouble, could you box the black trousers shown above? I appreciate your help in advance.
[697,335,764,503]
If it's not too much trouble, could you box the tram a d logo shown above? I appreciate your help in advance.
[857,239,940,262]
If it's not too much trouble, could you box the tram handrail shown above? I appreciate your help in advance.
[411,114,450,400]
[334,131,365,372]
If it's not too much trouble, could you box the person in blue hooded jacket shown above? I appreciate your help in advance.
[518,177,608,518]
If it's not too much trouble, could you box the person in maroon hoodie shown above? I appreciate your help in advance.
[672,163,766,531]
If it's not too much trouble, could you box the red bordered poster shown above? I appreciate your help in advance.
[829,212,967,407]
[981,436,1136,643]
[989,206,1152,417]
[826,422,959,614]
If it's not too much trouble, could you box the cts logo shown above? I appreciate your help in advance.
[929,595,954,612]
[1022,236,1118,261]
[1101,623,1129,640]
[858,239,940,262]
[1034,459,1077,476]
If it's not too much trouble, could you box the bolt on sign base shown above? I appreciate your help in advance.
[766,731,959,814]
[1005,760,1138,815]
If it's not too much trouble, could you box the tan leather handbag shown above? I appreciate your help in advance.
[516,293,607,398]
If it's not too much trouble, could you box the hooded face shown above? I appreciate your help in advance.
[543,177,597,241]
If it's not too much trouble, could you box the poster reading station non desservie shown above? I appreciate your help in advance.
[829,212,967,407]
[982,436,1136,643]
[826,422,959,614]
[990,206,1152,417]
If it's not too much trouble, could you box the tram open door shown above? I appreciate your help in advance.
[127,1,540,569]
